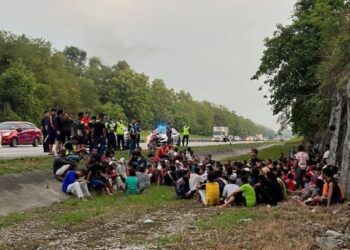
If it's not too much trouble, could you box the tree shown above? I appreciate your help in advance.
[63,46,87,74]
[0,60,42,122]
[252,0,347,138]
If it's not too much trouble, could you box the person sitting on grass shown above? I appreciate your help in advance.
[136,166,151,192]
[125,168,140,194]
[312,167,342,207]
[220,175,256,208]
[86,155,114,196]
[222,173,240,203]
[62,169,91,200]
[202,171,220,206]
[53,149,77,182]
[285,173,296,193]
[175,170,193,199]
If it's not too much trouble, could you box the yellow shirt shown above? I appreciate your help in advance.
[205,182,220,206]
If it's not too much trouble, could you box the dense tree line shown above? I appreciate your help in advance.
[253,0,350,141]
[0,31,275,137]
[254,0,350,196]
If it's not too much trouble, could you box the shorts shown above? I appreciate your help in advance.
[56,133,64,142]
[47,132,56,144]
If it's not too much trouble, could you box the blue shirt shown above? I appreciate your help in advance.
[135,123,141,133]
[62,171,78,193]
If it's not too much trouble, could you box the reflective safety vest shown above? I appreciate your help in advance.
[64,141,77,155]
[183,126,190,136]
[116,121,124,135]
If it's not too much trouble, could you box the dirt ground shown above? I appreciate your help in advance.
[1,196,350,250]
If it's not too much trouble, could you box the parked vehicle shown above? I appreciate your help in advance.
[255,134,263,141]
[147,127,181,146]
[212,126,229,142]
[233,136,241,142]
[0,121,42,147]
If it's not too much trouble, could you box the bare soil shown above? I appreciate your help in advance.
[1,197,350,250]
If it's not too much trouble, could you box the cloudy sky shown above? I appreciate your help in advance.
[0,0,295,130]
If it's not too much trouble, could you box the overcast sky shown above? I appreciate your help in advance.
[0,0,295,130]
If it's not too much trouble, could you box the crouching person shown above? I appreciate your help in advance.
[220,175,256,208]
[53,149,77,181]
[62,170,91,200]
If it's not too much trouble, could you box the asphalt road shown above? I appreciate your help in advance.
[0,141,252,159]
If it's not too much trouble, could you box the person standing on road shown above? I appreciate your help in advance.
[128,119,137,153]
[116,117,125,150]
[87,116,97,153]
[166,122,173,144]
[45,109,57,155]
[135,120,142,148]
[62,113,73,143]
[40,111,50,153]
[182,124,190,147]
[106,118,117,151]
[73,112,86,149]
[54,109,64,153]
[82,112,91,137]
[92,113,107,155]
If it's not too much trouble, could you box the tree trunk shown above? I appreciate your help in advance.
[328,90,346,166]
[341,80,350,199]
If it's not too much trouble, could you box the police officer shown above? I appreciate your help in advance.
[116,117,125,150]
[106,118,117,151]
[182,124,190,147]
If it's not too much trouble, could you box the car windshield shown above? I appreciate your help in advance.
[0,123,17,130]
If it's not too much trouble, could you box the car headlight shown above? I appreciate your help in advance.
[2,132,10,137]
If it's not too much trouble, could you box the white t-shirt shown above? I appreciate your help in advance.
[222,184,240,197]
[189,173,202,191]
[295,152,309,170]
[116,164,127,178]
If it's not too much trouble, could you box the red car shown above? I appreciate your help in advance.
[0,121,42,147]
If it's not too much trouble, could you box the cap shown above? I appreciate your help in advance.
[229,173,237,182]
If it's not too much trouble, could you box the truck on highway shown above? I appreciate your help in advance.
[212,126,229,142]
[255,134,263,141]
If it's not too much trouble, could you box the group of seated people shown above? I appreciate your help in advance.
[53,145,151,200]
[53,140,345,209]
[172,146,344,209]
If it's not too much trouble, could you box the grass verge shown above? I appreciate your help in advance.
[225,142,298,162]
[0,157,53,175]
[0,185,177,229]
